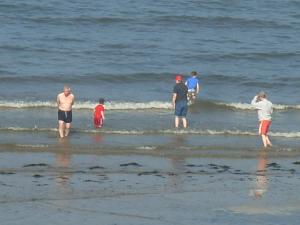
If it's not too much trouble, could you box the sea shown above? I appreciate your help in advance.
[1,0,300,151]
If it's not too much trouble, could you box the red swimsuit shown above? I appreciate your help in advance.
[94,104,104,128]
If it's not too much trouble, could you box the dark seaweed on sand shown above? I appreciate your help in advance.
[23,163,49,167]
[120,162,143,167]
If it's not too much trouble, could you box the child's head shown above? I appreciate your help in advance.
[191,71,198,76]
[98,98,105,104]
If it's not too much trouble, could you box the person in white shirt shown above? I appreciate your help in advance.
[251,91,273,148]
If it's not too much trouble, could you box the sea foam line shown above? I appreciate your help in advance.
[0,100,299,111]
[214,102,300,110]
[1,127,300,138]
[0,100,172,110]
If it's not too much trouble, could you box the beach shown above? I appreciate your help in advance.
[1,0,300,224]
[1,139,300,225]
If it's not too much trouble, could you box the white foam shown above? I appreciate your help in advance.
[227,205,294,215]
[269,131,300,138]
[1,100,300,111]
[136,146,157,150]
[16,144,49,148]
[159,129,257,136]
[216,102,300,110]
[1,126,300,138]
[0,101,54,108]
[0,100,172,110]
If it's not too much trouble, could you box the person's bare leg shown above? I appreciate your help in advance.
[261,135,268,148]
[65,123,71,137]
[175,117,179,128]
[266,136,272,147]
[182,117,188,128]
[58,121,65,138]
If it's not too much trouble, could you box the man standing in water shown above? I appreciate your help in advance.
[57,85,75,138]
[172,75,188,128]
[251,91,273,148]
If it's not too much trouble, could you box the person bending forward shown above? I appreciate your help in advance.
[251,91,273,148]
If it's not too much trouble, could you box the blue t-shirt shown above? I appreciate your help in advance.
[186,77,199,90]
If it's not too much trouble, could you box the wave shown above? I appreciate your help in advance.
[155,15,291,28]
[1,127,300,138]
[211,102,300,111]
[24,16,130,25]
[0,72,172,84]
[183,52,300,62]
[0,100,299,111]
[3,73,299,95]
[0,100,172,110]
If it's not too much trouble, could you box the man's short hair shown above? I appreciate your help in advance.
[258,91,266,98]
[64,85,71,91]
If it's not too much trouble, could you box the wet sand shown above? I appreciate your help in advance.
[1,145,300,225]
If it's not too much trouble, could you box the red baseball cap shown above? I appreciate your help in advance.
[175,74,182,81]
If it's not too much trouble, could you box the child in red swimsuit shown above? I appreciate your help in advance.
[94,98,105,128]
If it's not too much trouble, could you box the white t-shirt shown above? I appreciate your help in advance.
[251,96,273,121]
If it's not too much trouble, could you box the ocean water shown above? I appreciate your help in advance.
[1,0,300,150]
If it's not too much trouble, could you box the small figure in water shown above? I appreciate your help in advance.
[94,98,105,128]
[172,75,188,128]
[185,71,200,104]
[251,91,273,148]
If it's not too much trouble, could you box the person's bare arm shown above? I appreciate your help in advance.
[196,83,200,94]
[71,95,75,105]
[251,95,263,109]
[172,93,177,108]
[56,95,60,107]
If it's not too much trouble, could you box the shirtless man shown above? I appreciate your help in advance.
[57,86,75,138]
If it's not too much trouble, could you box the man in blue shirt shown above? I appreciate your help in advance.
[185,71,200,102]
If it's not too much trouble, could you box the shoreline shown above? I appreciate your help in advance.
[0,143,300,159]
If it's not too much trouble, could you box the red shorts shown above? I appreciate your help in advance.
[259,120,271,135]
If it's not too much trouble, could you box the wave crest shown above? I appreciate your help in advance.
[2,127,300,138]
[0,100,299,111]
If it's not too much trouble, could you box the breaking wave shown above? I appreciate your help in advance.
[0,100,299,111]
[1,127,300,138]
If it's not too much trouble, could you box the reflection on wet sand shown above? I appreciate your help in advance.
[55,138,72,195]
[168,135,187,192]
[251,149,268,198]
[169,156,185,192]
[92,133,103,144]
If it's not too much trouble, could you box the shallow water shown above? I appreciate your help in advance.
[0,0,300,143]
[1,1,300,223]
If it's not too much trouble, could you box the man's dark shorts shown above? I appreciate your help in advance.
[58,110,72,123]
[175,101,188,117]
